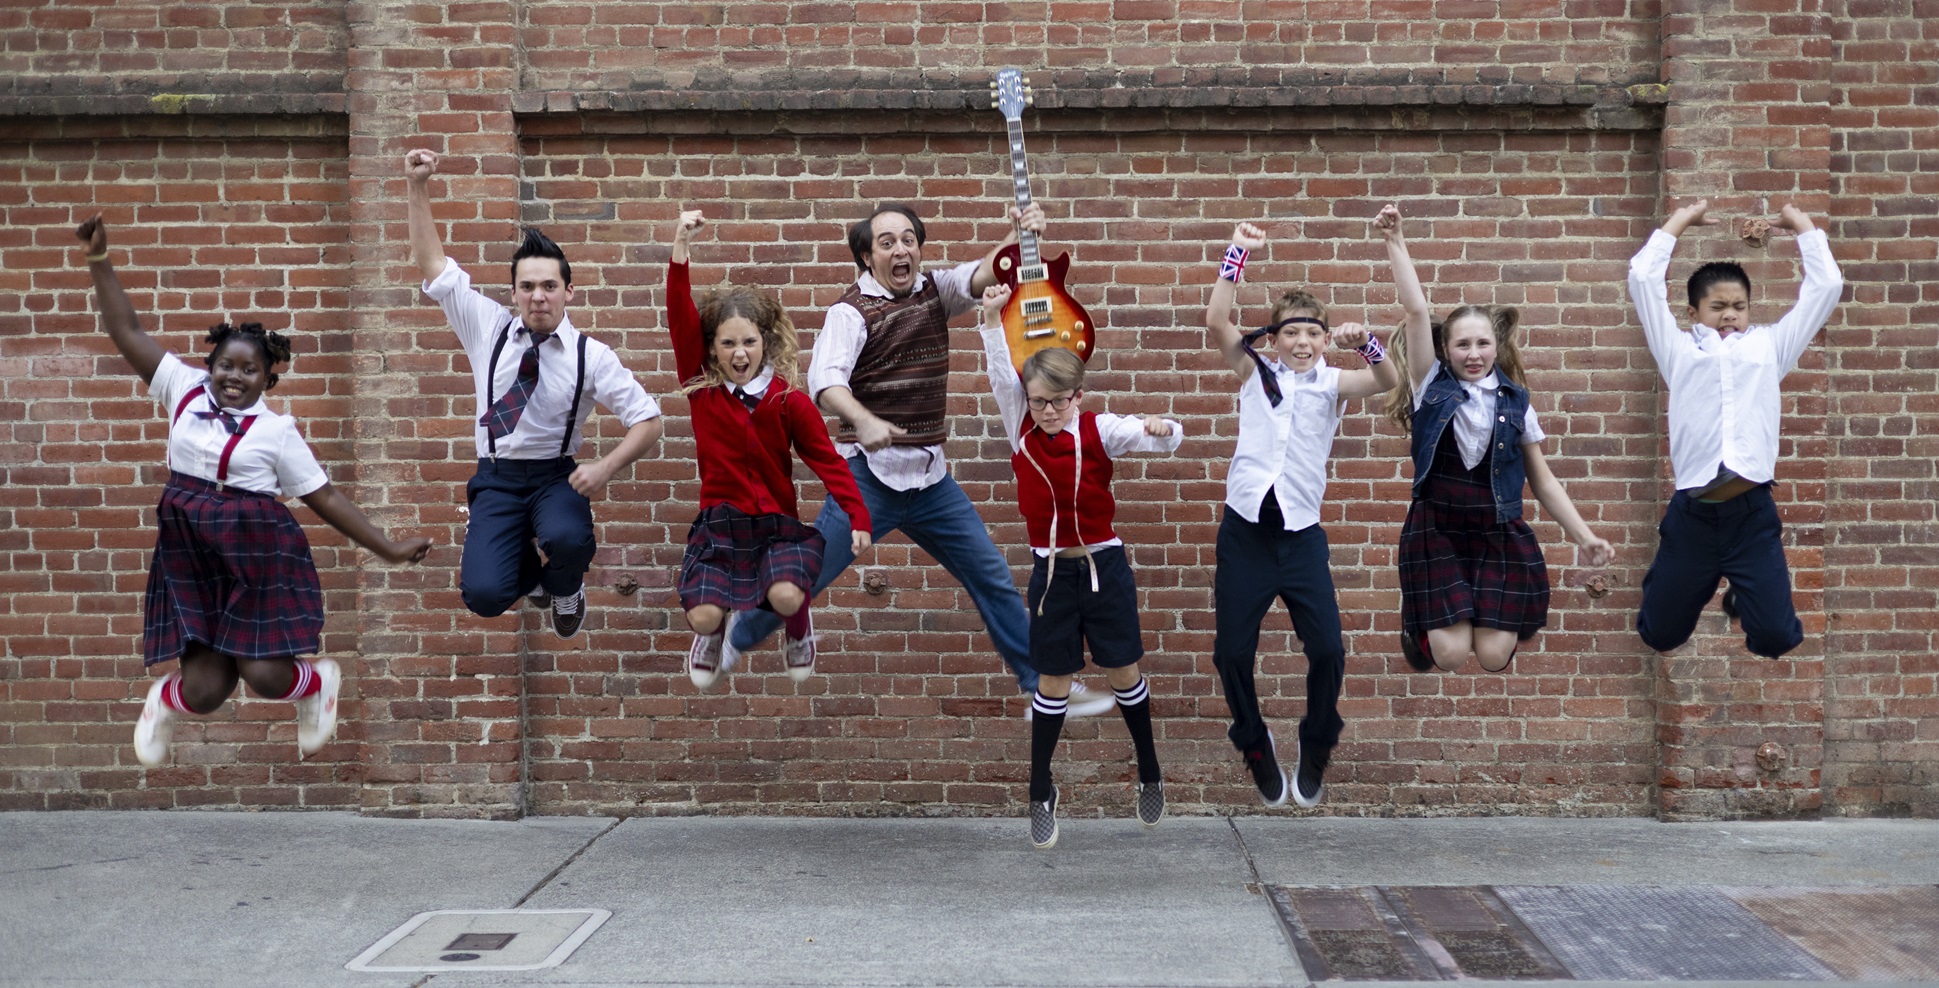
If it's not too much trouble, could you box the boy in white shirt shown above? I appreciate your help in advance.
[1626,200,1843,658]
[1205,222,1400,808]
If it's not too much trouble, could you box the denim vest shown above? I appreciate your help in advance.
[1409,366,1530,523]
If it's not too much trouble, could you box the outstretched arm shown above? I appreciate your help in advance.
[1523,444,1613,567]
[969,202,1045,294]
[76,216,165,384]
[667,209,706,383]
[296,483,434,564]
[1628,198,1715,378]
[1206,222,1269,382]
[976,284,1028,452]
[1375,204,1435,390]
[404,149,449,285]
[1765,203,1844,373]
[1333,323,1402,401]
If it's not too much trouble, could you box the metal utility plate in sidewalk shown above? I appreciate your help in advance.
[1268,885,1939,981]
[345,908,610,973]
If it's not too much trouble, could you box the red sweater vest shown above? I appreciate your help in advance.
[1013,413,1118,550]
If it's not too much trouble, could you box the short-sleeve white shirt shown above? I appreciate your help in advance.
[1224,359,1343,532]
[147,353,329,498]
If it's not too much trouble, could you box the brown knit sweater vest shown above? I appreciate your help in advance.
[835,279,951,447]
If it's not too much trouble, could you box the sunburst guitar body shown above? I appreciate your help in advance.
[989,67,1098,374]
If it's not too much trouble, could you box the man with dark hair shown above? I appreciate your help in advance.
[717,200,1113,717]
[404,149,664,637]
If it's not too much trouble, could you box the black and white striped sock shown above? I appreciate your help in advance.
[1029,691,1068,803]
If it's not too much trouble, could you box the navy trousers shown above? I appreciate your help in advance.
[1212,496,1347,756]
[461,457,595,618]
[1636,485,1802,658]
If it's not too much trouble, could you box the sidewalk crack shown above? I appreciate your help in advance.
[513,818,623,908]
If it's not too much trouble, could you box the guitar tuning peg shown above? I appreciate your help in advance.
[1024,92,1035,107]
[990,100,999,109]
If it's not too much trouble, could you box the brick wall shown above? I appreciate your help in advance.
[1,1,1932,819]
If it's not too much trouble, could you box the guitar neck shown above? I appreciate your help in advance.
[1005,116,1043,274]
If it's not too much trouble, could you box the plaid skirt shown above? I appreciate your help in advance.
[143,471,325,666]
[1397,431,1549,639]
[678,503,826,612]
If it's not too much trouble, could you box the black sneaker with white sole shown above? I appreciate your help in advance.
[1029,785,1059,849]
[1244,733,1289,806]
[1293,739,1328,808]
[550,588,586,640]
[1136,781,1165,828]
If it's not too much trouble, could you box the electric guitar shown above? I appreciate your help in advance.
[988,67,1098,373]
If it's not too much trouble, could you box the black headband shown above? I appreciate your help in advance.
[1243,315,1328,345]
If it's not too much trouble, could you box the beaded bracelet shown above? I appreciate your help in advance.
[85,251,110,263]
[1218,243,1248,283]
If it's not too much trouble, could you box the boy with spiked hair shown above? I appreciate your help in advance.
[1627,200,1843,658]
[404,149,664,637]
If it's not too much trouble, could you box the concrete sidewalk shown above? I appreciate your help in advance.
[2,812,1935,987]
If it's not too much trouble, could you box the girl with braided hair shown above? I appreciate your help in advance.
[77,215,432,768]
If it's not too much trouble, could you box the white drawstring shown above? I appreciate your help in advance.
[1020,420,1099,615]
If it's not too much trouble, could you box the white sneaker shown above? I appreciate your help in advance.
[783,611,816,682]
[688,630,726,689]
[133,677,178,768]
[1064,682,1117,719]
[294,659,342,757]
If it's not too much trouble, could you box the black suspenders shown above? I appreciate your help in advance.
[484,317,590,460]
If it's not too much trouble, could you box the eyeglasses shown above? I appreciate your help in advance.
[1026,395,1075,412]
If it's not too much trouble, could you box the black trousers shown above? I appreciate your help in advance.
[460,457,595,618]
[1212,496,1346,755]
[1636,485,1802,658]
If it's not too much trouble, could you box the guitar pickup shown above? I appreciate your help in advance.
[1017,264,1047,283]
[1021,298,1051,317]
[1024,329,1056,339]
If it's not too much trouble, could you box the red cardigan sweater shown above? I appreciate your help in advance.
[668,262,871,531]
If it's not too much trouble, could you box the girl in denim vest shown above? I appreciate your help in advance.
[1376,205,1613,672]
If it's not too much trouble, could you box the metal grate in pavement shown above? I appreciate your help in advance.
[1495,885,1837,982]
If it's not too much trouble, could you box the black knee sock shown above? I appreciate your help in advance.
[1029,692,1067,803]
[1114,677,1161,784]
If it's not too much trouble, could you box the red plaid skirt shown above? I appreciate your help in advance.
[1397,431,1549,639]
[143,472,325,666]
[678,503,825,612]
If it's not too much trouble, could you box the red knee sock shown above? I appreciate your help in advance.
[159,674,194,714]
[783,605,812,641]
[275,660,322,701]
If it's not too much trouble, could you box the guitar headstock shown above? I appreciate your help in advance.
[988,67,1033,122]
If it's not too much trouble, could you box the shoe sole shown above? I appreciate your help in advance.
[297,659,342,757]
[134,678,174,768]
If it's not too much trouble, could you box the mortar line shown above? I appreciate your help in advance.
[513,817,624,908]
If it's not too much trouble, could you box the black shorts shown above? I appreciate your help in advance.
[1024,546,1145,676]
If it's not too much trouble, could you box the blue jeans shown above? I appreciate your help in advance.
[729,455,1038,693]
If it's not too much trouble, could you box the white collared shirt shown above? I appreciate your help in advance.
[981,326,1184,554]
[148,353,330,498]
[1224,358,1344,532]
[731,366,774,404]
[1627,229,1842,489]
[806,259,982,491]
[1412,361,1546,470]
[423,258,662,460]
